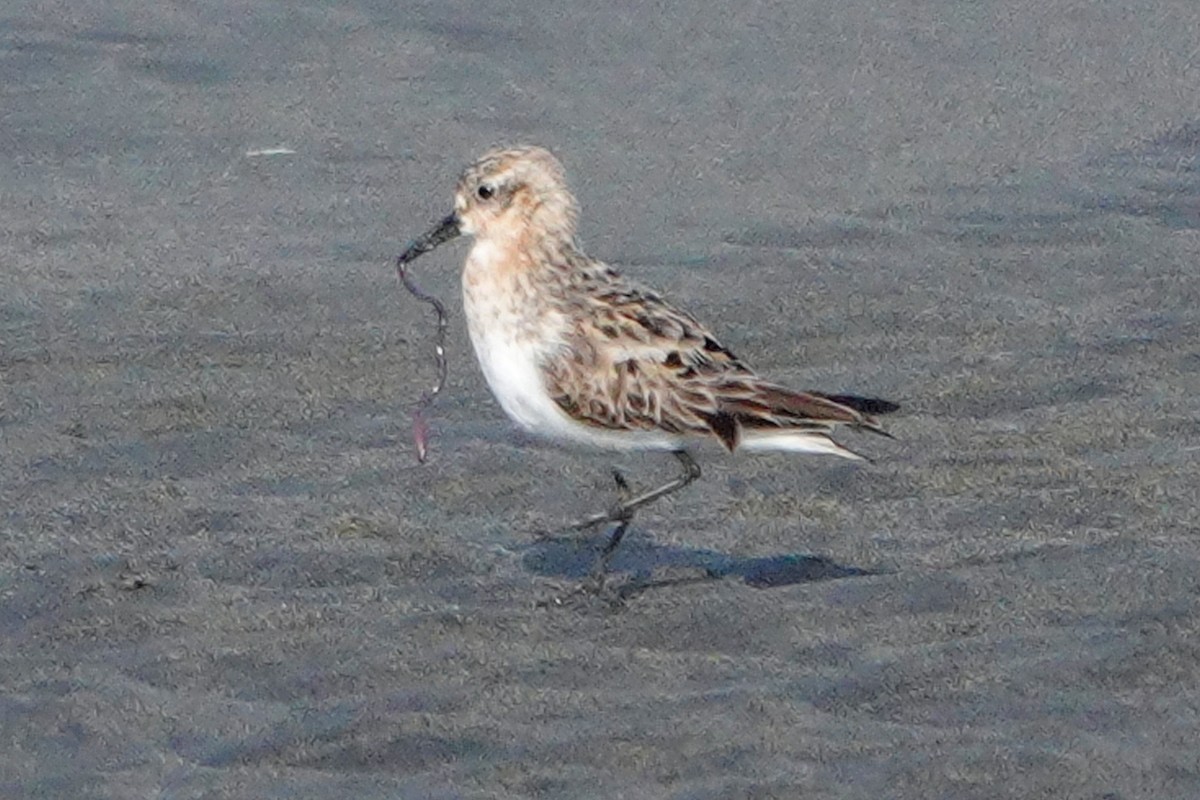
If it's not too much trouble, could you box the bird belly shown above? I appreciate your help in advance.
[462,306,682,451]
[468,323,571,435]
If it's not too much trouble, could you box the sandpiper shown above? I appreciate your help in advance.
[396,146,898,590]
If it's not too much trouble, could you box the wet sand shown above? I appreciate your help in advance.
[3,1,1200,797]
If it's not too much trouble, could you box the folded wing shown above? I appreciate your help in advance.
[541,280,897,453]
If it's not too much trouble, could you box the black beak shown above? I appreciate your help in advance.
[397,213,461,264]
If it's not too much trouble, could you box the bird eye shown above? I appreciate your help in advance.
[476,184,494,200]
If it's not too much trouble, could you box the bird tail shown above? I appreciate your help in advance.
[738,429,868,459]
[710,381,899,454]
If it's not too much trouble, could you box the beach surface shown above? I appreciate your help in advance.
[3,1,1200,797]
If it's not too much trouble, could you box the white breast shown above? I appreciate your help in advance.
[460,239,684,452]
[460,241,575,437]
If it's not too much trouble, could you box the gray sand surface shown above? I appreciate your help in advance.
[3,1,1200,797]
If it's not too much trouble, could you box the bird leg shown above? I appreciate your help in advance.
[583,469,635,589]
[568,450,702,533]
[571,451,702,591]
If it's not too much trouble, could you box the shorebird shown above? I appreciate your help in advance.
[396,146,897,590]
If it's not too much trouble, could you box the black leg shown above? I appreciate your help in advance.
[576,451,702,592]
[569,450,702,532]
[583,470,635,591]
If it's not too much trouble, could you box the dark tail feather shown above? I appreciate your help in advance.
[812,393,900,416]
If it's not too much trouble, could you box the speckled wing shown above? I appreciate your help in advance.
[540,279,892,452]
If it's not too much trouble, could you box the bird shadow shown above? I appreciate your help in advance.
[520,530,882,592]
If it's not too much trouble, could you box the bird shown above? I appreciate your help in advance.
[396,145,898,591]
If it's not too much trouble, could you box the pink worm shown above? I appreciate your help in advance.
[396,245,449,463]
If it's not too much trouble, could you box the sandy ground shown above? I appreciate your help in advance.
[3,1,1200,797]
